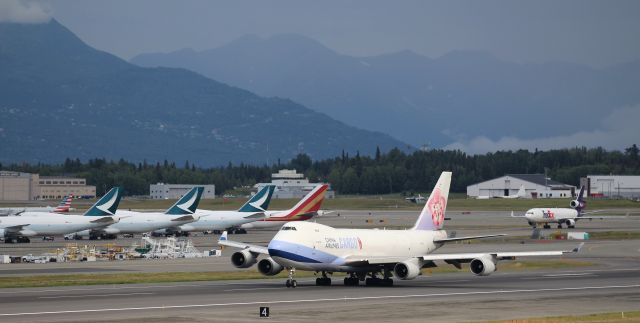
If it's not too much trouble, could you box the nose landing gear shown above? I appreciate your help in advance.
[285,268,297,288]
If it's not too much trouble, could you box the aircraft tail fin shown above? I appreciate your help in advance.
[54,194,73,212]
[573,185,587,214]
[165,187,204,215]
[272,184,329,220]
[412,171,451,231]
[516,185,526,198]
[84,187,122,216]
[237,185,275,212]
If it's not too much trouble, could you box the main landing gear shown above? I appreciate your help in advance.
[365,270,393,286]
[285,268,297,288]
[343,273,359,286]
[316,271,332,286]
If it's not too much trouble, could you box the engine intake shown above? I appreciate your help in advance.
[231,249,257,268]
[470,255,496,276]
[393,259,421,280]
[570,200,580,209]
[257,258,284,276]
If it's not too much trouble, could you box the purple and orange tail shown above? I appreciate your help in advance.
[412,172,451,231]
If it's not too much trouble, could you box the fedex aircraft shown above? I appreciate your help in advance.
[219,172,581,288]
[0,195,75,216]
[153,185,275,236]
[238,184,329,230]
[70,187,203,240]
[512,186,619,229]
[1,188,122,243]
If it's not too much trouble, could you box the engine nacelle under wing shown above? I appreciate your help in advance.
[393,258,422,280]
[470,255,497,276]
[566,219,576,226]
[257,257,284,276]
[231,249,257,268]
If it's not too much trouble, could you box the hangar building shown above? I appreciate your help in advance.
[467,174,575,199]
[581,175,640,199]
[150,183,216,200]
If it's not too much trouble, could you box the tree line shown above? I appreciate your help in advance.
[2,144,638,196]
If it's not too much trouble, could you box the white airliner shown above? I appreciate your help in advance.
[1,188,122,243]
[512,186,624,229]
[152,185,276,236]
[0,195,75,216]
[476,185,526,199]
[237,184,329,230]
[69,187,204,240]
[219,172,581,288]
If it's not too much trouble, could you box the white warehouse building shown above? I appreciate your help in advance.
[467,174,576,199]
[582,175,640,199]
[149,183,215,200]
[255,169,334,199]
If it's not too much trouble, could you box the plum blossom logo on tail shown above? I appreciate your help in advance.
[428,188,446,228]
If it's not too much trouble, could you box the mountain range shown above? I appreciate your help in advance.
[132,34,640,147]
[0,20,408,166]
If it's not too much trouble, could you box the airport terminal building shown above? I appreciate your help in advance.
[255,169,334,199]
[150,183,216,199]
[0,171,95,200]
[467,174,575,199]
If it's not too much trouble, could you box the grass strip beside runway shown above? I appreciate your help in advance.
[477,310,640,322]
[0,259,592,288]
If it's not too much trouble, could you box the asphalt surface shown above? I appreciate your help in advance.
[0,209,639,322]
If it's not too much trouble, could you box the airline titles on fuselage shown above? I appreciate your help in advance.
[324,237,362,249]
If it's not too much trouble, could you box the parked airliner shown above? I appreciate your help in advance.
[1,188,122,243]
[238,184,329,230]
[153,185,275,236]
[0,195,75,216]
[70,187,203,240]
[220,172,581,287]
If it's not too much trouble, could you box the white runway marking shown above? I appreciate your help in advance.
[223,287,288,292]
[38,292,155,299]
[543,273,595,277]
[1,284,639,317]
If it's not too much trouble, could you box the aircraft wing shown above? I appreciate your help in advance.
[433,234,506,243]
[0,224,29,234]
[343,243,583,267]
[217,231,269,255]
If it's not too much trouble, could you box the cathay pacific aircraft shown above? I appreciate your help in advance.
[153,185,276,236]
[1,188,122,243]
[70,187,204,240]
[219,172,582,288]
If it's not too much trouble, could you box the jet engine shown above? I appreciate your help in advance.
[570,199,580,208]
[470,255,496,276]
[231,249,257,268]
[257,258,284,276]
[566,219,576,227]
[393,259,421,280]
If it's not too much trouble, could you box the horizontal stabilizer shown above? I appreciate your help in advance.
[510,211,526,218]
[243,212,265,220]
[171,215,197,222]
[89,216,117,224]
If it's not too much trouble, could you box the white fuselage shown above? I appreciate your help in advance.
[75,210,198,236]
[0,214,113,237]
[524,208,579,224]
[177,209,260,232]
[267,222,447,272]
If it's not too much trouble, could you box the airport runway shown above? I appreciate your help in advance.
[0,266,638,322]
[0,209,638,322]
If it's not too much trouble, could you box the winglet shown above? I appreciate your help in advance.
[219,231,228,242]
[572,242,585,253]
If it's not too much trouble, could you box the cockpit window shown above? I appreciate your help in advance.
[281,226,297,231]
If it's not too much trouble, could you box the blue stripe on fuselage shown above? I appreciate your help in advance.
[267,239,340,264]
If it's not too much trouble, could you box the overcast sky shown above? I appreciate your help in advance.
[38,0,640,68]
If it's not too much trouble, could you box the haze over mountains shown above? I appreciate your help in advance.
[132,34,640,150]
[0,20,408,166]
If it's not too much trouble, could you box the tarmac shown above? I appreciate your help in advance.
[0,209,639,322]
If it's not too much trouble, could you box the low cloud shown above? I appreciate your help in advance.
[444,106,640,154]
[0,0,51,24]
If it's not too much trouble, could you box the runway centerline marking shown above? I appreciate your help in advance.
[38,292,155,299]
[543,273,595,277]
[224,287,288,292]
[1,284,638,317]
